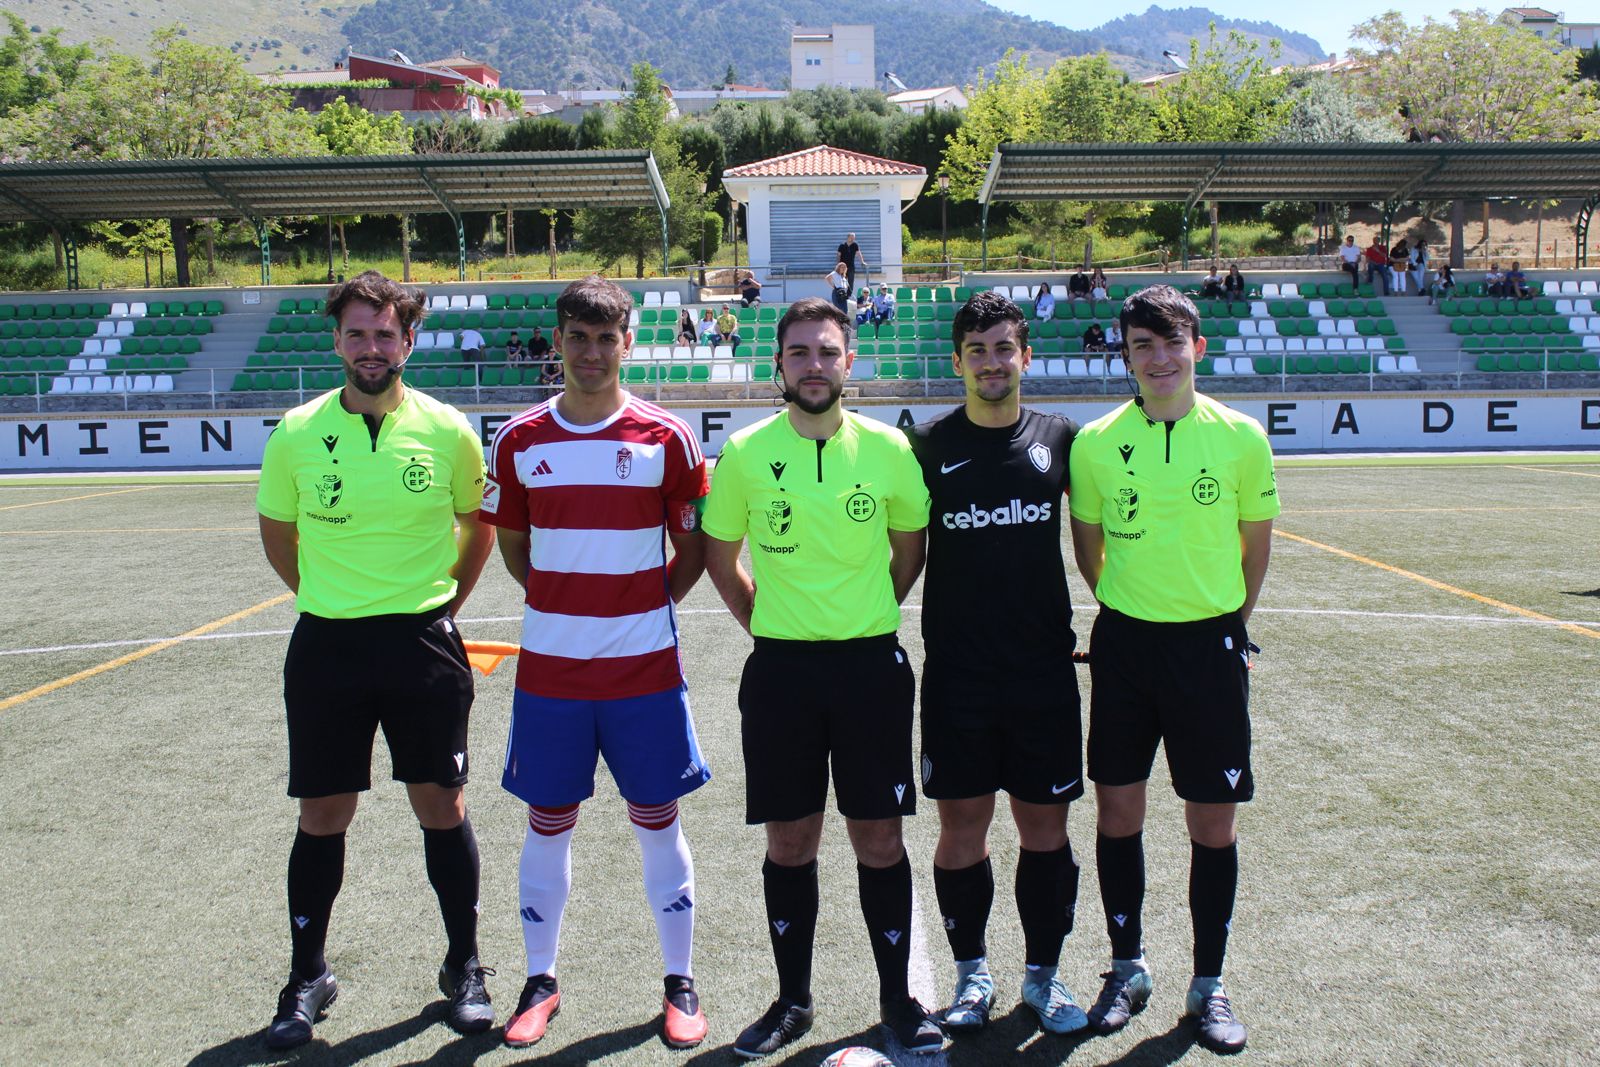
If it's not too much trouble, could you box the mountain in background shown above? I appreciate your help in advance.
[25,0,1326,91]
[340,0,1326,90]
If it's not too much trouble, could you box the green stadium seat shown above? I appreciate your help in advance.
[1195,357,1213,376]
[296,298,319,314]
[1268,300,1288,318]
[915,305,935,322]
[1253,357,1281,375]
[1376,319,1397,336]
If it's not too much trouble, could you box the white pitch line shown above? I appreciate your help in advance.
[4,604,1597,659]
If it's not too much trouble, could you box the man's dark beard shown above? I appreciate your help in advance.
[344,362,398,396]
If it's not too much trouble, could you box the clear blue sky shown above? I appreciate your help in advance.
[986,2,1481,58]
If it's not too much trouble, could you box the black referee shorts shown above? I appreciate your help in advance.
[1086,607,1253,804]
[284,607,474,798]
[738,633,916,824]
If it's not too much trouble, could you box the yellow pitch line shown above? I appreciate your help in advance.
[1273,530,1600,641]
[0,526,255,536]
[1507,465,1600,480]
[0,592,294,713]
[0,486,157,512]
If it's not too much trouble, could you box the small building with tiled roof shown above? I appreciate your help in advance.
[721,146,928,286]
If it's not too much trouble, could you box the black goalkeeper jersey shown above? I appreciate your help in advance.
[906,406,1079,703]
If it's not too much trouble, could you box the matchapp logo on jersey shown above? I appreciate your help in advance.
[940,498,1052,529]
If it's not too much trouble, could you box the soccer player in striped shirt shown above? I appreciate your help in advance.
[481,275,711,1050]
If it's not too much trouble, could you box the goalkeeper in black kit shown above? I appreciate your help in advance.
[905,290,1089,1037]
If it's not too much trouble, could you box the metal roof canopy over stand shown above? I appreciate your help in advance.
[0,150,672,285]
[977,142,1600,270]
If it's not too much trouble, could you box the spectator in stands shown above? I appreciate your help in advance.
[460,325,486,364]
[698,309,719,343]
[1363,238,1391,296]
[527,325,552,365]
[1090,268,1109,301]
[1429,264,1455,305]
[739,272,763,307]
[715,305,741,348]
[1410,241,1429,296]
[1223,265,1246,300]
[1388,239,1410,294]
[1106,321,1123,353]
[1338,235,1362,293]
[1484,263,1505,298]
[872,285,897,326]
[855,287,875,326]
[538,349,562,391]
[678,309,698,346]
[1033,283,1056,322]
[506,332,526,365]
[1504,262,1531,300]
[1200,264,1225,300]
[837,233,868,296]
[1082,323,1108,353]
[1068,269,1092,301]
[826,262,851,314]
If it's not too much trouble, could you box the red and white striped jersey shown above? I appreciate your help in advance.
[481,394,708,700]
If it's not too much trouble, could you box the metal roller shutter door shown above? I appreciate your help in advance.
[769,201,880,275]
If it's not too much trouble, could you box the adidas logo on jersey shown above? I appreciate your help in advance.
[662,895,694,914]
[528,459,554,477]
[680,763,701,779]
[941,499,1053,529]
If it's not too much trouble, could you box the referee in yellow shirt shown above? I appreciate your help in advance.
[703,297,942,1058]
[1068,285,1278,1056]
[256,271,495,1049]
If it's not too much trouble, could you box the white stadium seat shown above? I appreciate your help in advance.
[1583,335,1600,350]
[131,375,154,393]
[90,375,112,393]
[71,353,92,368]
[448,295,468,310]
[1285,337,1305,352]
[692,345,711,361]
[49,376,70,393]
[1050,284,1068,301]
[1234,355,1257,375]
[95,321,115,337]
[1316,318,1336,336]
[1067,358,1090,377]
[414,332,436,350]
[850,359,875,380]
[111,375,131,392]
[1212,357,1234,374]
[1570,317,1590,334]
[1397,356,1418,372]
[69,375,92,393]
[468,294,488,310]
[1109,358,1126,377]
[1307,300,1328,318]
[663,291,682,306]
[432,332,454,350]
[1580,280,1598,295]
[1224,338,1244,354]
[1250,301,1269,318]
[1087,358,1106,377]
[1238,319,1258,337]
[1366,338,1385,352]
[1377,355,1399,373]
[1337,319,1357,336]
[115,320,134,337]
[1257,320,1278,337]
[1305,338,1326,353]
[731,363,750,382]
[1281,283,1300,297]
[110,302,130,318]
[1575,299,1594,315]
[643,292,662,307]
[1589,317,1600,333]
[428,295,449,311]
[101,339,121,356]
[153,374,174,391]
[1265,337,1285,353]
[713,344,733,359]
[1556,299,1575,315]
[1045,359,1067,377]
[991,286,1012,300]
[1024,361,1046,378]
[1325,338,1346,352]
[128,302,147,318]
[1244,338,1264,353]
[87,357,106,372]
[710,362,731,382]
[1261,284,1280,298]
[1559,280,1580,295]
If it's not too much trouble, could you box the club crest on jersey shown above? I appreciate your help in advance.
[1028,442,1051,472]
[767,499,792,536]
[1116,487,1139,523]
[616,447,633,480]
[316,474,343,509]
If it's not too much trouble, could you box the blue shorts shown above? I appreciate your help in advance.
[501,685,710,807]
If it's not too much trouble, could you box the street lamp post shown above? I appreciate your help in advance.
[697,181,707,291]
[937,174,950,276]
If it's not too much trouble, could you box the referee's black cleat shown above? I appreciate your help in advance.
[880,996,946,1055]
[733,996,814,1058]
[1086,964,1152,1034]
[438,956,495,1033]
[265,968,338,1050]
[1186,983,1247,1055]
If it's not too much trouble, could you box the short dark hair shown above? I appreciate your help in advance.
[776,297,849,351]
[555,274,633,332]
[952,289,1028,351]
[1120,284,1201,342]
[325,270,426,335]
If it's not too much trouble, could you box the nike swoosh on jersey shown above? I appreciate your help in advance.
[940,459,972,474]
[1050,779,1080,795]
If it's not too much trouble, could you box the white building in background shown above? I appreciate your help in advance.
[790,25,875,90]
[887,87,969,114]
[1500,7,1600,48]
[721,145,927,290]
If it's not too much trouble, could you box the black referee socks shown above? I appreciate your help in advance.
[763,857,819,1004]
[857,852,913,1001]
[1017,843,1079,969]
[1097,831,1146,962]
[422,817,481,971]
[933,856,993,963]
[287,827,345,980]
[1190,839,1238,978]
